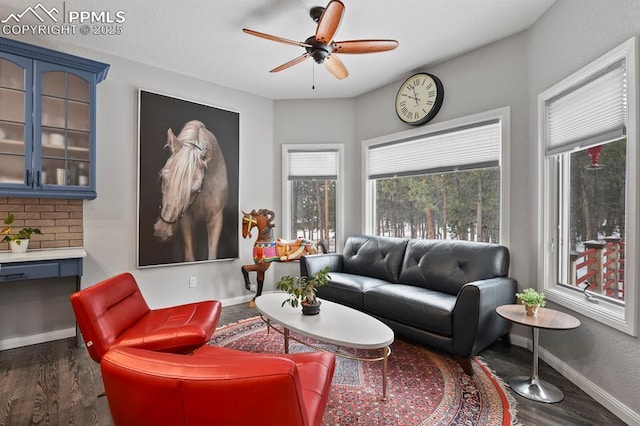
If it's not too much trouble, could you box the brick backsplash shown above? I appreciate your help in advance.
[0,197,83,250]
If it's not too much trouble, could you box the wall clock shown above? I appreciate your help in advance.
[395,73,444,126]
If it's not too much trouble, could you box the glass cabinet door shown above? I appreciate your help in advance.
[0,37,107,199]
[38,67,92,188]
[0,54,32,187]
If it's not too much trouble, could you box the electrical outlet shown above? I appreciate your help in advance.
[189,276,197,288]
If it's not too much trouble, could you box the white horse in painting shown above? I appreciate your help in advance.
[153,120,228,261]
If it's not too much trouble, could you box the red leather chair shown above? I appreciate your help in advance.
[101,345,336,426]
[70,272,222,363]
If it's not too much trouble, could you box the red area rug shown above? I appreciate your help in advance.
[210,317,517,425]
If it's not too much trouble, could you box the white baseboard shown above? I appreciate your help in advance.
[221,294,256,307]
[510,335,640,425]
[0,327,76,351]
[0,295,256,352]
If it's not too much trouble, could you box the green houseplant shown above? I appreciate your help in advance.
[1,213,42,253]
[274,267,330,315]
[515,288,546,316]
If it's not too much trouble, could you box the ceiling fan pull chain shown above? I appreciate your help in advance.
[312,61,315,90]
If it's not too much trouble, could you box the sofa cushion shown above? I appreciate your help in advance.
[399,239,510,296]
[342,235,409,283]
[363,284,457,337]
[316,272,389,310]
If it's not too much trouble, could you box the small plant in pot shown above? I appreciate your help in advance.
[275,267,330,315]
[516,288,546,316]
[1,213,42,253]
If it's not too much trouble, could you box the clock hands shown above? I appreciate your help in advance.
[411,86,420,105]
[400,92,421,103]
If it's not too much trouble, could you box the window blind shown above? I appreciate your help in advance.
[545,59,627,155]
[287,149,338,180]
[368,121,501,179]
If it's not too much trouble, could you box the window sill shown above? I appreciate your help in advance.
[545,285,635,336]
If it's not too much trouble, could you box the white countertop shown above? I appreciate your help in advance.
[0,247,87,263]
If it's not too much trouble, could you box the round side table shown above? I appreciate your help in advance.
[496,304,580,403]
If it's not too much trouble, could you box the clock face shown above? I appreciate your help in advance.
[395,73,444,125]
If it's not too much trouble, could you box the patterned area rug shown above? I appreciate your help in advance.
[209,317,517,425]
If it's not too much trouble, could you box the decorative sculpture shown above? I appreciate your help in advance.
[241,208,327,306]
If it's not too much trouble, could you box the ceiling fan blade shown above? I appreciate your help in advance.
[315,0,345,44]
[270,53,310,73]
[324,54,348,80]
[332,39,399,54]
[243,28,312,48]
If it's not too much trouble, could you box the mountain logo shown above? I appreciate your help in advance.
[1,3,59,24]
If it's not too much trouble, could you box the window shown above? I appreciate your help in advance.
[539,37,638,335]
[282,145,343,252]
[363,108,510,245]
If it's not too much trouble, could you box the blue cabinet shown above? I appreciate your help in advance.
[0,37,109,199]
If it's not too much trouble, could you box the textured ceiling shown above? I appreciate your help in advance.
[0,0,555,99]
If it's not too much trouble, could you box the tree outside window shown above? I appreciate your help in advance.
[561,139,626,302]
[290,179,336,252]
[374,167,500,242]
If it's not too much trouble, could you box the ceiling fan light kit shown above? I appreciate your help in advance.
[243,0,398,80]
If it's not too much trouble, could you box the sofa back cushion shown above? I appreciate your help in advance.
[342,235,409,283]
[399,239,510,295]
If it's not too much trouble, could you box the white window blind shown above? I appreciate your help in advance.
[368,121,501,179]
[545,59,627,155]
[287,149,338,180]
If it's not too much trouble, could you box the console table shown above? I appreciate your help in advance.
[0,248,86,343]
[496,304,580,403]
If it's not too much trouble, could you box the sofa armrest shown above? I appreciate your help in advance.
[452,277,517,358]
[300,254,344,277]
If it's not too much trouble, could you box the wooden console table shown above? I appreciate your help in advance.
[0,248,87,342]
[496,304,580,403]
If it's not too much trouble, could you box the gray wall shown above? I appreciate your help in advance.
[3,0,639,421]
[526,0,640,418]
[0,36,277,348]
[273,0,640,420]
[273,99,356,239]
[354,31,532,287]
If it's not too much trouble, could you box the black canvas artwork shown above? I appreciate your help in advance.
[137,90,239,267]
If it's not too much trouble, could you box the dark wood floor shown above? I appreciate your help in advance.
[0,303,625,426]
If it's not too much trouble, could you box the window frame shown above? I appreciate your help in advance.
[538,37,638,336]
[281,143,344,252]
[362,107,511,246]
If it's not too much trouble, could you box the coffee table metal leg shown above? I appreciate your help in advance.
[382,346,388,401]
[262,315,390,401]
[509,327,564,403]
[284,327,290,353]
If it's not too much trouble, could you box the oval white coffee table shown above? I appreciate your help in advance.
[255,293,395,400]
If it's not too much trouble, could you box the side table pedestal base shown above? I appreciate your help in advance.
[509,376,564,403]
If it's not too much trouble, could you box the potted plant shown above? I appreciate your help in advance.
[1,213,42,253]
[274,267,330,315]
[515,288,546,316]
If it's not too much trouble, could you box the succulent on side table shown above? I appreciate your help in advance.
[516,288,546,316]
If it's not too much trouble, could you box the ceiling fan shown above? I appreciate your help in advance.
[242,0,399,80]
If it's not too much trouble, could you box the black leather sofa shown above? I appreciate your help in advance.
[300,235,517,375]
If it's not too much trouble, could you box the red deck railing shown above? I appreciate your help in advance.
[570,237,625,301]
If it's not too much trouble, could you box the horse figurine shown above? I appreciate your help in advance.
[241,208,327,306]
[153,120,228,262]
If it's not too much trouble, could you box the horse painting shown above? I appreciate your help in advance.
[153,120,228,262]
[241,208,327,306]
